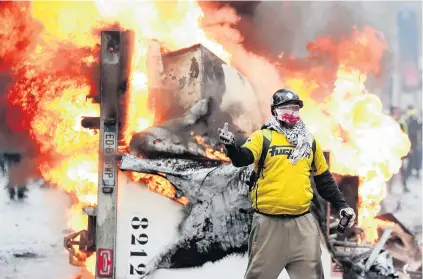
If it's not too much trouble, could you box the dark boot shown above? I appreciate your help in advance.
[17,186,28,199]
[8,187,16,200]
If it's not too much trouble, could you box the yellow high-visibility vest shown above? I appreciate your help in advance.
[400,119,408,135]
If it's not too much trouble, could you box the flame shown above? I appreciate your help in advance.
[194,135,231,162]
[3,2,412,277]
[130,172,189,205]
[85,252,97,275]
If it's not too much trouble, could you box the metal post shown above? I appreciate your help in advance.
[364,228,393,272]
[95,31,121,279]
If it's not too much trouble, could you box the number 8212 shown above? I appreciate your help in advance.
[128,216,149,277]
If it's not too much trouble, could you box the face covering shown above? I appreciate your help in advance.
[275,106,300,125]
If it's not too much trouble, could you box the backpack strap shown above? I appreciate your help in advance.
[257,129,272,179]
[311,138,317,173]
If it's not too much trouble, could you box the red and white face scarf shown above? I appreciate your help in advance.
[274,106,301,125]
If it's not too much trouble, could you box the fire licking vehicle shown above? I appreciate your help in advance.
[2,1,420,279]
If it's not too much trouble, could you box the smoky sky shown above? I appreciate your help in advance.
[212,1,421,60]
[199,0,421,111]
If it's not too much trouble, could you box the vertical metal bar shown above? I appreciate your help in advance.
[116,30,134,149]
[96,31,121,279]
[364,228,393,271]
[324,151,331,238]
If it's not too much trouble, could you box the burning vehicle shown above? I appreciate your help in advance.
[1,1,420,279]
[60,32,419,279]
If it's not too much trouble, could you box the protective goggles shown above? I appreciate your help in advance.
[274,105,300,113]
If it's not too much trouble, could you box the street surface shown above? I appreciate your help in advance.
[0,173,421,279]
[0,177,81,279]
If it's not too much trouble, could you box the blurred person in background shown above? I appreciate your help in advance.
[404,106,422,179]
[1,153,39,200]
[6,156,29,200]
[388,106,410,192]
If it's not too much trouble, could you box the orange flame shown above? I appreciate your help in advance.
[194,135,231,162]
[130,172,189,205]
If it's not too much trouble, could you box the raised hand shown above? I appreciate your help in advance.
[218,122,235,145]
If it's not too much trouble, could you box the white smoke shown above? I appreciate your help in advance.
[200,4,283,134]
[219,64,265,133]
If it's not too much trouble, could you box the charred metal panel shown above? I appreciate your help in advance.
[151,44,258,136]
[152,45,204,123]
[129,98,217,159]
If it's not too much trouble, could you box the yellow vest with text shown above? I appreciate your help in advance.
[242,129,329,215]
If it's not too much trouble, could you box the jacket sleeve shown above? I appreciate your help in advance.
[225,130,263,167]
[224,144,254,167]
[313,140,349,211]
[314,170,349,211]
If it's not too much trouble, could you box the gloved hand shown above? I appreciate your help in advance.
[339,207,356,227]
[218,122,235,145]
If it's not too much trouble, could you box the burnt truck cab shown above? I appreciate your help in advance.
[63,31,365,279]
